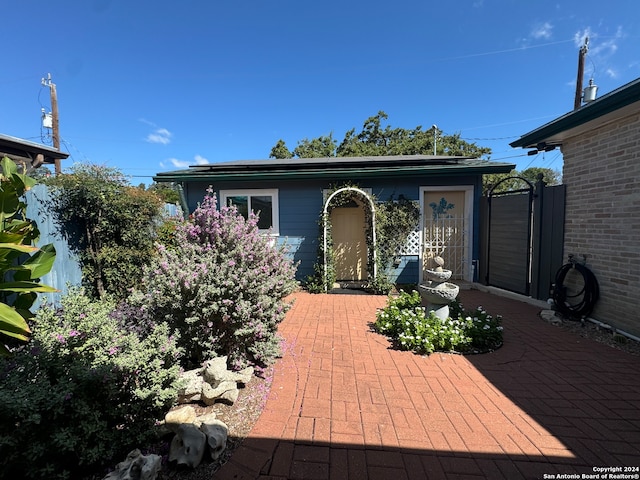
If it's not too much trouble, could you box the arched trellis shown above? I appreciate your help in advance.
[323,186,377,292]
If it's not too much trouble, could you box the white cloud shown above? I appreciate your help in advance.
[160,155,210,169]
[193,155,209,165]
[574,27,592,48]
[531,22,553,40]
[139,119,173,145]
[605,67,618,79]
[146,128,172,145]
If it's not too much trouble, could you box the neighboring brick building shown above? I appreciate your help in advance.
[511,77,640,339]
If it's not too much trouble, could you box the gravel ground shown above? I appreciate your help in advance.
[541,310,640,356]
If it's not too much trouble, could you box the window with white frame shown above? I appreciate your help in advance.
[220,189,279,234]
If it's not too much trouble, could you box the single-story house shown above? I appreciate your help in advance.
[510,77,640,339]
[0,133,69,172]
[154,155,515,286]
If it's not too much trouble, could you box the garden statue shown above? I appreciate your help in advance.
[418,256,460,320]
[103,449,161,480]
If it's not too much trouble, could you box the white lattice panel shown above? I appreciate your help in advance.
[378,228,421,265]
[399,229,421,255]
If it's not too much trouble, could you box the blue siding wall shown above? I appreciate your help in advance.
[25,185,83,307]
[180,174,481,284]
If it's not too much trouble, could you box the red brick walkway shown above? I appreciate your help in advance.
[215,290,640,479]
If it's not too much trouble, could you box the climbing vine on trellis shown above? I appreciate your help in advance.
[303,184,420,294]
[375,194,420,270]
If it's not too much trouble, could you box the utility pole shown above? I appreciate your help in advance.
[42,73,61,174]
[574,37,589,110]
[432,125,437,156]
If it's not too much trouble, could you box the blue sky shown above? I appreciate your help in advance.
[2,1,638,184]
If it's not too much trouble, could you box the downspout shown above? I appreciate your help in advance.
[371,200,377,281]
[323,209,328,293]
[176,183,189,219]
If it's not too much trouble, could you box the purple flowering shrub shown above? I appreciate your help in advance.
[129,190,298,369]
[0,289,182,479]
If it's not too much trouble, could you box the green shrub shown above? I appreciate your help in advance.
[126,189,298,369]
[374,291,503,354]
[43,164,165,299]
[0,290,182,479]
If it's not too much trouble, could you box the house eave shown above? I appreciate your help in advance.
[0,133,69,167]
[154,155,515,183]
[510,77,640,149]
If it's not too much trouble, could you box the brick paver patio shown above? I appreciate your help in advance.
[215,289,640,479]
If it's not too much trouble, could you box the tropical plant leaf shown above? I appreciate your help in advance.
[0,303,31,341]
[0,281,58,293]
[0,243,38,254]
[21,244,56,278]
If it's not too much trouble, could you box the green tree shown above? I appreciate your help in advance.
[520,167,561,186]
[483,167,561,196]
[44,164,164,299]
[269,139,293,159]
[146,181,181,204]
[294,133,337,158]
[270,111,492,159]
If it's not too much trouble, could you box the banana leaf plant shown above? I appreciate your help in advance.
[0,156,57,355]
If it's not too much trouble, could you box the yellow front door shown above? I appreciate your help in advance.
[331,206,367,281]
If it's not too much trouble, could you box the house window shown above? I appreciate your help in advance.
[220,189,279,234]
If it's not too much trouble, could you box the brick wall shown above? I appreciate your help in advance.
[561,110,640,337]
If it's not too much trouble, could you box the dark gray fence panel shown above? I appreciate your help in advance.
[487,193,531,294]
[533,184,566,300]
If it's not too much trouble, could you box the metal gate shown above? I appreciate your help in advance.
[423,215,467,280]
[486,178,534,295]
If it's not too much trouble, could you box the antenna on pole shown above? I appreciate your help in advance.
[41,73,61,174]
[573,37,589,110]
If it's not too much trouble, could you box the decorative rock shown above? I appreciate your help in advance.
[540,309,563,325]
[103,449,161,480]
[200,419,229,460]
[193,412,218,428]
[177,368,204,403]
[176,356,254,406]
[165,405,197,433]
[202,357,230,384]
[202,380,239,405]
[169,423,206,468]
[203,357,255,386]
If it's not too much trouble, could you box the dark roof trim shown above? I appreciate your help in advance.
[510,77,640,149]
[154,156,515,183]
[0,133,69,167]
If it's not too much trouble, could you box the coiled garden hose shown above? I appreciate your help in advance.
[552,261,599,320]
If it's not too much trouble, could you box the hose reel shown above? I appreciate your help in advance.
[551,255,600,320]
